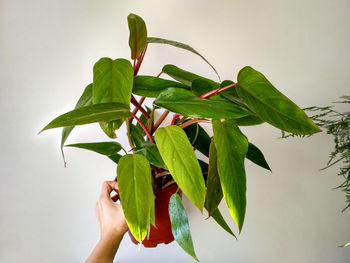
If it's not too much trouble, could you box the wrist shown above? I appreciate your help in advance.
[100,229,127,244]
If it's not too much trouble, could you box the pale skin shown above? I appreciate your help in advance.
[85,181,129,263]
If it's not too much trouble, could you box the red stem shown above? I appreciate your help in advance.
[129,96,145,123]
[200,83,236,99]
[131,96,151,120]
[132,113,154,143]
[171,113,181,125]
[134,43,148,76]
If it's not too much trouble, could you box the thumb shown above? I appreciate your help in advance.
[100,181,117,200]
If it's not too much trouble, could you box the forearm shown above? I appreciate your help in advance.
[85,233,124,263]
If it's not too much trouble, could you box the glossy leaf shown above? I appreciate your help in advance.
[191,79,213,97]
[61,84,93,163]
[135,141,167,169]
[191,79,228,102]
[169,194,198,261]
[93,58,133,138]
[206,138,223,216]
[155,88,252,119]
[220,80,239,98]
[212,119,248,232]
[130,123,145,148]
[155,125,206,210]
[133,75,189,97]
[65,142,122,164]
[148,37,220,81]
[117,154,154,242]
[183,123,211,157]
[236,66,321,135]
[128,13,147,59]
[162,64,220,88]
[40,103,131,132]
[246,143,271,171]
[236,115,264,126]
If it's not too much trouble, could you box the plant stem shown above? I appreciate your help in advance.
[130,96,151,120]
[134,43,148,76]
[162,180,175,189]
[179,118,210,129]
[132,113,154,143]
[129,96,145,123]
[171,113,181,125]
[152,110,169,134]
[155,171,170,179]
[200,83,236,99]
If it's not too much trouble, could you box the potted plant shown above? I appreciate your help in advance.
[40,13,320,260]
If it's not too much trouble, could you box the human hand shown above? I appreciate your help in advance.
[94,181,129,242]
[86,181,128,263]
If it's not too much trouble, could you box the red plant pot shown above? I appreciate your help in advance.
[128,184,180,248]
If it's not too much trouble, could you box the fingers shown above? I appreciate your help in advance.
[100,181,119,201]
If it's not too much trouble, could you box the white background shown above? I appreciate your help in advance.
[1,0,350,262]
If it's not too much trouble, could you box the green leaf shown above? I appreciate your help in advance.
[133,75,189,97]
[61,84,93,164]
[93,58,134,138]
[235,115,264,126]
[155,88,252,119]
[169,194,198,261]
[220,80,239,98]
[162,64,220,88]
[191,79,213,97]
[135,141,167,169]
[65,142,122,164]
[183,123,211,157]
[128,13,147,59]
[246,143,271,171]
[236,66,321,135]
[148,37,220,82]
[40,103,131,132]
[155,125,206,210]
[212,119,248,232]
[209,206,236,238]
[340,242,350,248]
[117,154,154,242]
[130,123,145,148]
[206,138,223,216]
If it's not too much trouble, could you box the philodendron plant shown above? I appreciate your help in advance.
[40,14,321,260]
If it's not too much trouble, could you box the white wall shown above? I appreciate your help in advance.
[1,0,349,262]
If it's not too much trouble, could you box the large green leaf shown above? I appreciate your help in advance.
[61,84,93,163]
[162,64,220,88]
[183,123,211,157]
[128,13,147,59]
[40,103,131,132]
[236,66,321,135]
[135,141,167,169]
[93,58,134,138]
[246,143,271,171]
[65,142,122,164]
[212,119,248,232]
[147,37,220,81]
[206,138,223,216]
[117,154,154,242]
[155,125,206,210]
[133,75,189,97]
[155,88,252,119]
[169,194,198,261]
